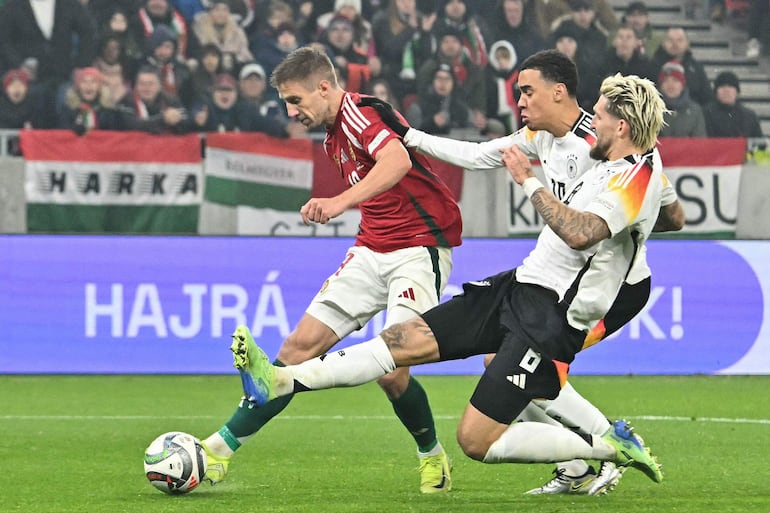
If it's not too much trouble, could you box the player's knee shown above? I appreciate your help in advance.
[455,425,490,461]
[376,368,410,399]
[483,353,495,368]
[277,332,324,364]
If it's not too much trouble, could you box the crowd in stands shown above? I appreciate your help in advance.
[0,0,765,155]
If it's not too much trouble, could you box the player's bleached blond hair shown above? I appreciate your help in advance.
[270,46,339,90]
[599,73,668,151]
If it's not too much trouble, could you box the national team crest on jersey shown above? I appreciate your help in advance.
[566,153,578,179]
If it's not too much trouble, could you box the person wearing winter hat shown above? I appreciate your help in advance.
[657,60,706,137]
[0,68,44,149]
[56,67,122,133]
[703,71,763,138]
[142,24,193,100]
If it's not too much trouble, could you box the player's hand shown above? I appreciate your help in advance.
[357,97,409,137]
[300,197,344,225]
[500,144,534,185]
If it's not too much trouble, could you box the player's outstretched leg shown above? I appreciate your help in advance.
[231,325,275,406]
[601,420,663,483]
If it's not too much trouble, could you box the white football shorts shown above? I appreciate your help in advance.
[306,245,453,339]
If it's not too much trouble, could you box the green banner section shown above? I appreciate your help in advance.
[27,205,199,233]
[204,175,309,210]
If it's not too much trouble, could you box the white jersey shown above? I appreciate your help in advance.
[403,114,677,284]
[516,152,664,331]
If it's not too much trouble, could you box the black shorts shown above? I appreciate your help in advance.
[422,270,585,424]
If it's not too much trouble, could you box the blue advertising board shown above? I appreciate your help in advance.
[0,236,768,375]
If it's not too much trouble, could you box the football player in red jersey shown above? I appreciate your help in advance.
[201,47,461,494]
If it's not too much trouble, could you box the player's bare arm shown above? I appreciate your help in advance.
[300,140,411,224]
[653,200,685,232]
[501,144,610,250]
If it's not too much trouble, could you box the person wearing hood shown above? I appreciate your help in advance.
[130,0,199,60]
[657,60,706,137]
[141,24,193,101]
[703,71,763,138]
[485,40,520,133]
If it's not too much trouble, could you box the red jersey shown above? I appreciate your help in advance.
[323,92,462,253]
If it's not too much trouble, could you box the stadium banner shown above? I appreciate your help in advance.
[21,130,202,233]
[507,138,747,238]
[203,133,330,235]
[0,236,768,375]
[203,135,463,237]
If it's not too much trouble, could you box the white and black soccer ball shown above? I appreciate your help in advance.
[143,431,207,495]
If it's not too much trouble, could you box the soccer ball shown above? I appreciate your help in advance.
[143,432,207,494]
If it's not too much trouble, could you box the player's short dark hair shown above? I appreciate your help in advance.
[520,49,578,97]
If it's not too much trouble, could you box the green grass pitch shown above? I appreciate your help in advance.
[1,374,768,513]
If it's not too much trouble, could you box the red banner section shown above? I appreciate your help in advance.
[657,137,746,166]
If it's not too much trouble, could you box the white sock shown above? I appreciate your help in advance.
[203,432,235,458]
[532,381,612,436]
[483,422,612,464]
[418,441,444,459]
[276,337,397,395]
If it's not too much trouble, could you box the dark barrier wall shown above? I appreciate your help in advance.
[1,236,768,375]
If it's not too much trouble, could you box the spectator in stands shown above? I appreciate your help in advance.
[254,21,301,88]
[407,62,473,135]
[703,71,763,138]
[320,15,372,93]
[142,24,193,101]
[103,8,145,65]
[745,0,768,58]
[131,0,198,61]
[416,25,487,129]
[237,62,307,138]
[0,69,35,129]
[431,0,489,68]
[93,32,133,105]
[172,0,256,31]
[652,26,711,106]
[192,0,254,73]
[192,72,254,131]
[485,39,520,133]
[0,69,45,154]
[621,1,661,57]
[599,25,656,82]
[538,0,618,36]
[366,76,401,111]
[249,1,298,61]
[0,0,98,127]
[180,42,223,107]
[56,67,122,133]
[316,0,374,55]
[551,0,607,111]
[88,0,140,28]
[657,60,707,137]
[370,0,422,99]
[487,0,547,65]
[117,64,194,133]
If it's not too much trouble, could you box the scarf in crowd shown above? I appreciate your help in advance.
[133,93,150,119]
[78,103,98,130]
[138,7,189,58]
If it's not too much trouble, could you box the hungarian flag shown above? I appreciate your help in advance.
[22,130,202,233]
[204,132,320,235]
